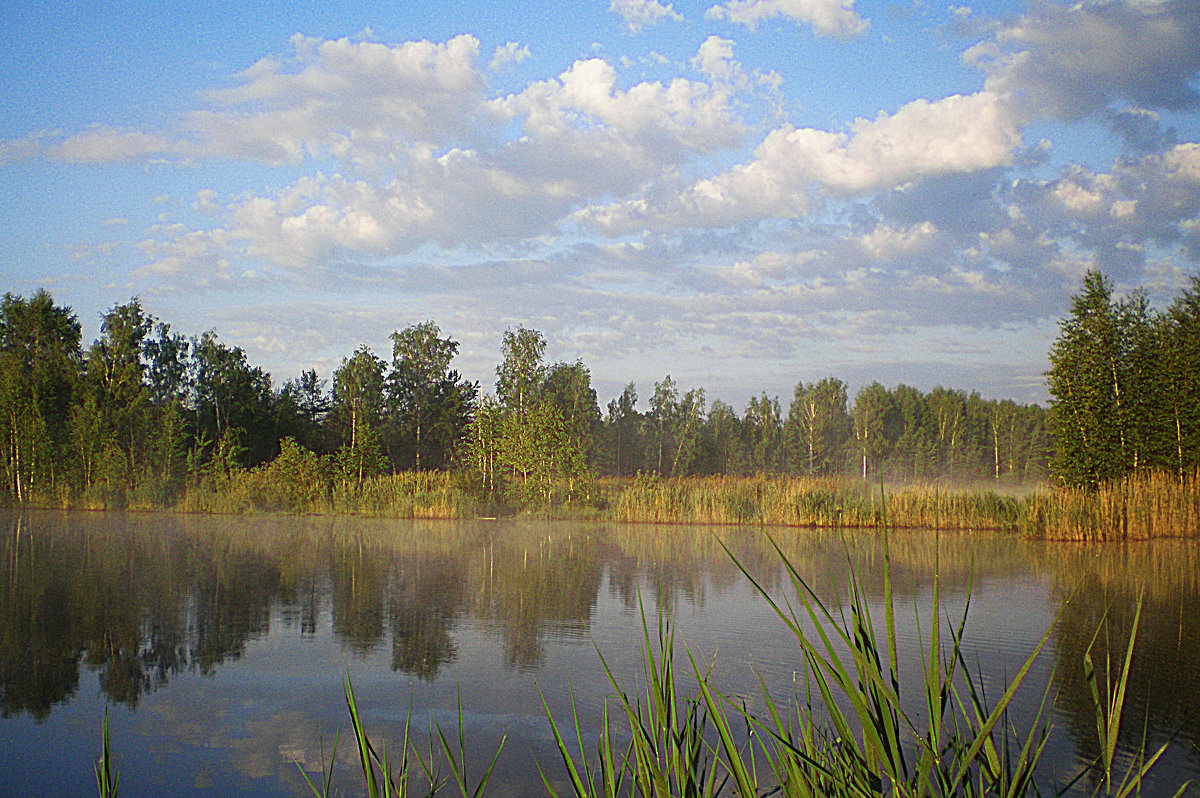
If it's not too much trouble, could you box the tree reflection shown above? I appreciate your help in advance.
[389,554,465,680]
[1049,542,1200,782]
[0,513,290,714]
[3,502,1196,793]
[472,526,602,671]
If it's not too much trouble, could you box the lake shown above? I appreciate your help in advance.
[1,510,1197,796]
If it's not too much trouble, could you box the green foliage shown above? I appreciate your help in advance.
[387,322,476,472]
[499,399,590,506]
[495,327,546,420]
[336,420,389,486]
[785,377,851,476]
[1048,270,1200,487]
[193,331,276,466]
[258,437,331,511]
[0,290,82,500]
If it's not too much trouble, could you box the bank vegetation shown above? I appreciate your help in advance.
[3,269,1198,539]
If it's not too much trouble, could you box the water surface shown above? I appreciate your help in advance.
[1,511,1197,796]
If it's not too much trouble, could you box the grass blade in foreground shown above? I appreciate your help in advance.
[95,708,120,798]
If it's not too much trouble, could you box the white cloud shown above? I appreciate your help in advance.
[578,90,1021,232]
[193,189,220,214]
[0,134,43,162]
[690,34,783,94]
[857,222,941,262]
[491,57,745,154]
[192,34,484,165]
[706,0,867,38]
[120,45,751,277]
[610,0,683,32]
[966,0,1200,122]
[490,41,531,70]
[29,35,487,167]
[49,127,178,162]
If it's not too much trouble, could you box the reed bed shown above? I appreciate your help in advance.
[1022,468,1200,541]
[170,470,477,519]
[331,472,478,519]
[17,466,1200,540]
[606,474,1023,530]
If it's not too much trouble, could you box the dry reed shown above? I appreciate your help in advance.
[1022,468,1200,540]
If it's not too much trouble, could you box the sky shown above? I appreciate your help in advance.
[2,0,1199,408]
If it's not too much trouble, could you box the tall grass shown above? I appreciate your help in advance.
[94,708,119,798]
[295,678,504,798]
[606,474,1024,530]
[24,466,1200,538]
[1022,468,1200,540]
[172,470,479,519]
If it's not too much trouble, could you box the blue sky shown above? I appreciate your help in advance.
[3,0,1199,407]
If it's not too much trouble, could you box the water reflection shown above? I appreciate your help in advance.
[1043,542,1200,784]
[0,511,1196,795]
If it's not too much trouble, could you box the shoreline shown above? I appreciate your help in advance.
[5,468,1197,541]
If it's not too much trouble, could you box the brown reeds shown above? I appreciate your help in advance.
[606,473,1023,530]
[1022,468,1200,541]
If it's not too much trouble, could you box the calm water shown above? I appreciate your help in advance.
[1,510,1197,796]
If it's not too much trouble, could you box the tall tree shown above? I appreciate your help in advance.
[647,376,679,475]
[332,346,387,483]
[785,378,851,476]
[278,369,331,454]
[495,327,546,420]
[852,382,896,479]
[387,322,475,471]
[192,332,275,467]
[143,321,192,407]
[744,393,783,474]
[701,400,748,475]
[0,290,82,499]
[1159,277,1200,475]
[671,388,705,476]
[1047,271,1134,486]
[543,360,601,468]
[85,300,153,484]
[600,382,641,476]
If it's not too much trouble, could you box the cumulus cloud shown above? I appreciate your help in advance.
[578,91,1021,232]
[610,0,683,32]
[492,58,743,153]
[192,34,484,165]
[23,35,487,168]
[490,41,531,70]
[22,15,1197,405]
[690,35,782,95]
[133,53,747,274]
[705,0,867,38]
[966,0,1200,122]
[1036,143,1200,267]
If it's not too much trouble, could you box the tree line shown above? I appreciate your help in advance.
[1048,271,1200,486]
[0,289,1061,508]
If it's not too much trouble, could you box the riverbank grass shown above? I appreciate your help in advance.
[1021,468,1200,540]
[23,466,1200,539]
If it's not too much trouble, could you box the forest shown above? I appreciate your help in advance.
[0,269,1197,516]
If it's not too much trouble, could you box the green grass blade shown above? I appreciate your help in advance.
[344,675,382,798]
[95,708,120,798]
[689,650,757,798]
